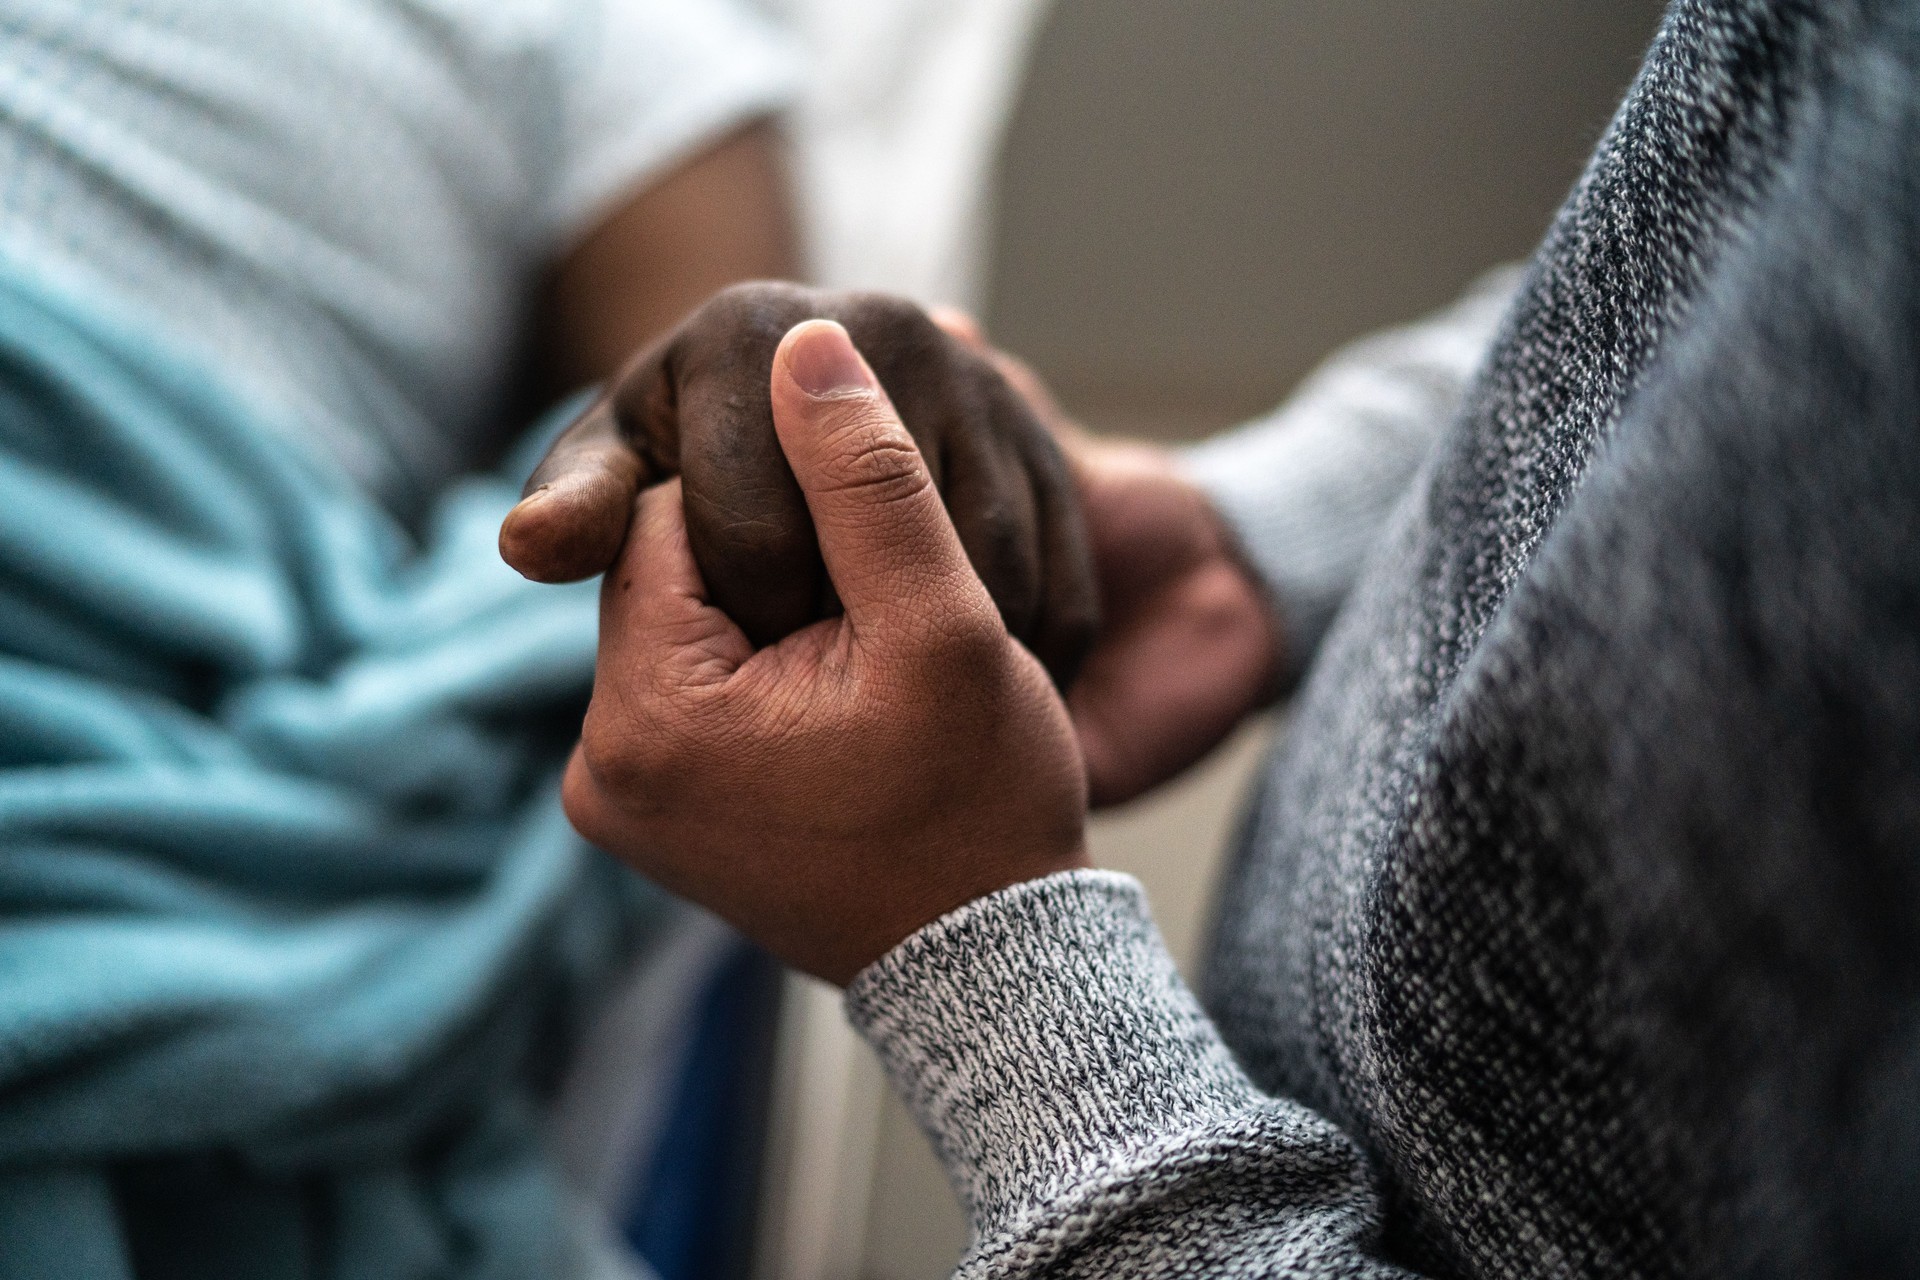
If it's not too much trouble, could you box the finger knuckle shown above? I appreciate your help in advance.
[684,282,820,374]
[708,278,816,321]
[578,698,690,802]
[560,761,618,848]
[843,294,947,364]
[968,503,1027,578]
[817,412,931,509]
[845,292,931,333]
[971,490,1019,546]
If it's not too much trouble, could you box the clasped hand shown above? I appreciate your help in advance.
[500,287,1281,983]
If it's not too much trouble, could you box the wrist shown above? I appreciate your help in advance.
[841,838,1093,987]
[845,870,1276,1244]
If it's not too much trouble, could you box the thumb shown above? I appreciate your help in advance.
[770,320,991,633]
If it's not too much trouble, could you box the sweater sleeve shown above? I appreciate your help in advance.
[1181,270,1520,679]
[844,871,1415,1278]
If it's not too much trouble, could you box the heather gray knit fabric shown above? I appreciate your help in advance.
[1183,268,1520,683]
[847,0,1920,1275]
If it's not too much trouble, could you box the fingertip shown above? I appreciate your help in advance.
[499,489,571,581]
[777,319,878,399]
[498,474,630,582]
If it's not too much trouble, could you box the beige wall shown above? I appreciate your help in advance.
[990,0,1667,437]
[857,3,1666,1277]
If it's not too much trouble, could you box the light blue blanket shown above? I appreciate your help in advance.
[0,261,665,1278]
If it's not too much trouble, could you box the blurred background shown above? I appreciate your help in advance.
[754,2,1665,1277]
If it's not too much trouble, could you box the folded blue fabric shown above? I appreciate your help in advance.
[0,259,667,1278]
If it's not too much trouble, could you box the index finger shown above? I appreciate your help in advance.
[499,397,653,582]
[597,478,753,687]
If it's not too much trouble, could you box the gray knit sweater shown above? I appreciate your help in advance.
[845,1,1920,1275]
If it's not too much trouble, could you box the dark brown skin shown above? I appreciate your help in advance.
[558,319,1284,984]
[501,282,1101,686]
[563,321,1092,983]
[514,116,1276,977]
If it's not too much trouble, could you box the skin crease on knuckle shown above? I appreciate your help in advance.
[813,408,937,512]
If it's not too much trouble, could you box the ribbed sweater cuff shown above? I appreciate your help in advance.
[844,870,1263,1241]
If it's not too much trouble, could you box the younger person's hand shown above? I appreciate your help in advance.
[500,283,1097,685]
[561,321,1090,984]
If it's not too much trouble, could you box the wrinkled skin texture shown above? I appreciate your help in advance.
[500,282,1099,686]
[561,322,1091,983]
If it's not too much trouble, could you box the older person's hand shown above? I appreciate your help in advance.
[561,320,1090,984]
[500,283,1098,687]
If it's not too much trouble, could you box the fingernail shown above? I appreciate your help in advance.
[786,321,876,397]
